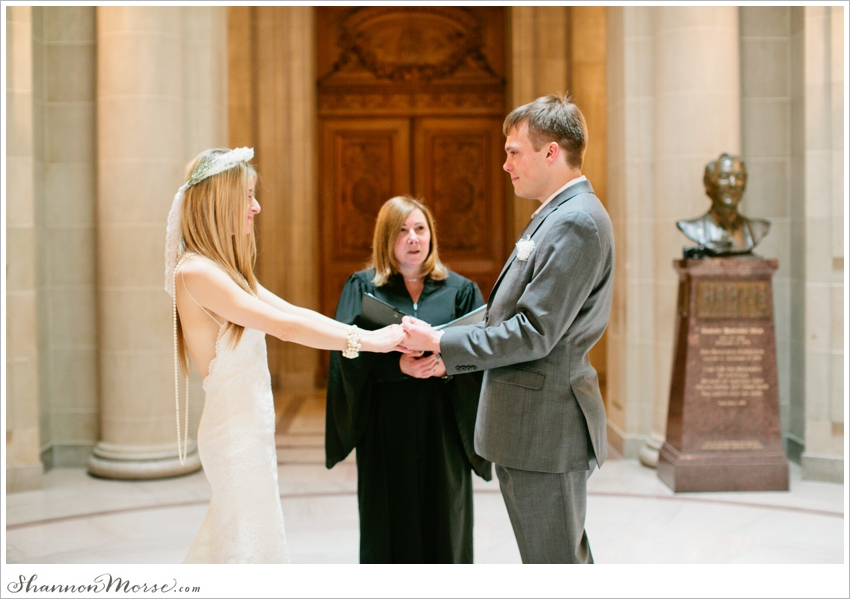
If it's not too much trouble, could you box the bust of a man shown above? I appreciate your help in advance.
[677,153,770,255]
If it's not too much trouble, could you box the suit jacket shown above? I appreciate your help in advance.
[440,179,614,473]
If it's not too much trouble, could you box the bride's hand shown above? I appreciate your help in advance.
[361,324,408,353]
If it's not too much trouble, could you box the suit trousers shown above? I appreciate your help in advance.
[495,462,595,564]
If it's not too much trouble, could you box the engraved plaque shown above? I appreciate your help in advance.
[696,281,771,319]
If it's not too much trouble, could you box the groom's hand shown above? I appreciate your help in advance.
[400,316,443,353]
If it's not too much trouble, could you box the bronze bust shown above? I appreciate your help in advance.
[677,153,770,255]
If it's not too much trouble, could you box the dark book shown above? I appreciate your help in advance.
[359,292,486,330]
[360,293,408,328]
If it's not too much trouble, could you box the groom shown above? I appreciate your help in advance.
[401,94,614,563]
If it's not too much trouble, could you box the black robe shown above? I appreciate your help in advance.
[325,268,492,564]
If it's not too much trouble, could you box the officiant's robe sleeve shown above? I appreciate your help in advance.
[325,269,492,481]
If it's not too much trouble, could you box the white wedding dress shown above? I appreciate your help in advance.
[181,264,289,563]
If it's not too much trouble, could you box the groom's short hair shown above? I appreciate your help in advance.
[503,93,588,170]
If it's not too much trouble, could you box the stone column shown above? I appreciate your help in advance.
[794,6,845,482]
[88,7,200,478]
[249,7,319,392]
[640,6,741,466]
[180,6,229,427]
[6,5,45,492]
[42,7,99,469]
[605,7,657,458]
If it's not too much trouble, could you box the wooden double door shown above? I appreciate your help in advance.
[316,6,508,317]
[319,116,506,316]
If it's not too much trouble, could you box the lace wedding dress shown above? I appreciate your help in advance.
[181,267,290,563]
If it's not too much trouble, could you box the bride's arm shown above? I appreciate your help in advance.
[179,261,403,353]
[256,283,342,329]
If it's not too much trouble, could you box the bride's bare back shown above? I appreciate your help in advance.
[176,256,227,379]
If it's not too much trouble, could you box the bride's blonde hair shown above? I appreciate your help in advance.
[177,148,258,370]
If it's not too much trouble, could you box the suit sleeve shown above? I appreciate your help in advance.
[447,279,492,480]
[440,210,605,373]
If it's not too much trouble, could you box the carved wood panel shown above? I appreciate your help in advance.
[318,7,507,321]
[320,119,411,316]
[317,7,504,88]
[413,118,505,296]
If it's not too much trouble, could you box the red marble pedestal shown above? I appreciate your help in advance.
[657,257,789,492]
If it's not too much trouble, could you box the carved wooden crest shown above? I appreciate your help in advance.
[328,7,497,83]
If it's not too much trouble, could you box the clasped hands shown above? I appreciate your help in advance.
[396,316,446,379]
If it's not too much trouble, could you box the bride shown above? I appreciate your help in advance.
[164,147,405,563]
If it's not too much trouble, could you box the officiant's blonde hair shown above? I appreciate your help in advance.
[371,195,448,287]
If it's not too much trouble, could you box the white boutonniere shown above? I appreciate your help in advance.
[515,236,535,261]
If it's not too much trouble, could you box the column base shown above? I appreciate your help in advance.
[6,464,44,493]
[801,452,844,484]
[638,432,665,468]
[658,442,789,493]
[87,441,202,480]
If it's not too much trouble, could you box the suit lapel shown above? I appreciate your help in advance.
[486,180,595,308]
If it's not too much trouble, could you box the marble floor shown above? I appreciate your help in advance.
[4,391,848,597]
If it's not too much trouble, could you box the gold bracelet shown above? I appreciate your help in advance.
[342,324,361,359]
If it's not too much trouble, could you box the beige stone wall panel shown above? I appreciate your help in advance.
[48,289,97,347]
[97,98,183,160]
[97,162,183,223]
[97,289,171,352]
[740,39,790,98]
[48,348,98,408]
[829,352,844,425]
[804,218,835,281]
[98,351,172,441]
[50,411,99,441]
[97,8,180,38]
[7,158,36,226]
[740,160,789,218]
[97,226,165,287]
[6,92,35,157]
[44,163,96,226]
[181,6,227,159]
[654,102,741,158]
[741,5,790,37]
[6,293,39,360]
[98,37,181,98]
[46,228,96,286]
[45,44,95,102]
[45,6,95,41]
[6,229,38,291]
[742,101,790,158]
[653,157,715,219]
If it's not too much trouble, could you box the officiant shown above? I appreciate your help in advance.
[325,195,491,564]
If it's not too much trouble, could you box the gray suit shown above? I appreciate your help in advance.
[440,179,614,563]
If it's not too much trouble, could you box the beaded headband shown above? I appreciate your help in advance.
[164,147,254,299]
[187,146,254,187]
